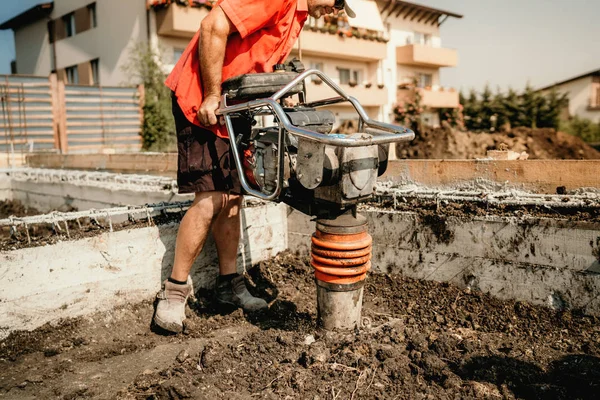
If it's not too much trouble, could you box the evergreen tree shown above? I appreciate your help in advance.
[122,43,175,151]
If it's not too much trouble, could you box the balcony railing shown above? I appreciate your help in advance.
[397,87,459,109]
[396,44,458,68]
[305,80,388,107]
[154,3,210,38]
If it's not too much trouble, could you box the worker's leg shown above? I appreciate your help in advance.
[170,191,223,281]
[212,193,268,312]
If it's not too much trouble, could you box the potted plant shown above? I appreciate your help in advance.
[349,81,358,87]
[365,82,372,88]
[378,83,385,89]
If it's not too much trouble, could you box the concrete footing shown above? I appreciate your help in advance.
[289,209,600,316]
[0,203,287,339]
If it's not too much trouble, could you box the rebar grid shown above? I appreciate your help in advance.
[373,186,600,209]
[1,167,178,193]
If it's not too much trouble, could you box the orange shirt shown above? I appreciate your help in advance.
[165,0,308,138]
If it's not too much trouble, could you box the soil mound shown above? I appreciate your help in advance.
[396,127,600,159]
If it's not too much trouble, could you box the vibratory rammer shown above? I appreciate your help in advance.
[217,59,414,330]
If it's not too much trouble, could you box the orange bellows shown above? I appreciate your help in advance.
[310,228,373,285]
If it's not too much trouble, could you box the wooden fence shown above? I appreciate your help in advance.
[0,74,143,161]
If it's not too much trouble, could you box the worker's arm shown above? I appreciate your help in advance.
[197,6,237,127]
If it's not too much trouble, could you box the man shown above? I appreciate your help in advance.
[154,0,357,333]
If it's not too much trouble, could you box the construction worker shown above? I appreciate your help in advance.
[153,0,357,333]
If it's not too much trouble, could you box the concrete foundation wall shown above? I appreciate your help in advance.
[0,203,288,339]
[288,209,600,315]
[9,179,191,214]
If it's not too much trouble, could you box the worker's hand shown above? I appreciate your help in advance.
[197,94,221,126]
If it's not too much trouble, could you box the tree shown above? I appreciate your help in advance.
[122,42,175,151]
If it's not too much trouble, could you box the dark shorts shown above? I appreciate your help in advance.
[173,95,242,194]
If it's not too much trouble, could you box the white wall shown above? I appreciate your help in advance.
[382,15,444,121]
[52,0,149,86]
[14,19,52,75]
[552,77,600,123]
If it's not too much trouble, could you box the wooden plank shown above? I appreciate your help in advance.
[64,90,136,97]
[17,106,53,112]
[66,144,142,151]
[67,136,143,143]
[65,98,138,104]
[67,128,140,135]
[22,98,52,104]
[66,106,139,112]
[1,89,51,95]
[49,74,60,151]
[0,138,55,145]
[66,121,140,127]
[3,122,54,128]
[66,113,141,119]
[0,82,50,88]
[382,160,600,193]
[57,80,68,153]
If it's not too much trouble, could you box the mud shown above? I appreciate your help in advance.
[1,251,598,399]
[367,194,600,223]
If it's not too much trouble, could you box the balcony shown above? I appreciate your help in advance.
[397,88,459,109]
[396,44,458,68]
[305,80,388,107]
[155,4,209,38]
[298,29,387,62]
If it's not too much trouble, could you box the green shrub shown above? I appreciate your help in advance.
[122,43,175,152]
[560,116,600,143]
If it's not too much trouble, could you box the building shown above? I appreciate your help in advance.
[538,69,600,123]
[0,0,462,125]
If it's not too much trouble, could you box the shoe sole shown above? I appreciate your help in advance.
[154,316,184,333]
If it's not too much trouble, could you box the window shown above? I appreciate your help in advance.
[338,67,362,85]
[88,3,97,28]
[66,66,79,84]
[91,59,99,85]
[173,48,185,64]
[310,62,323,81]
[409,32,432,46]
[417,73,433,88]
[338,68,350,85]
[63,13,76,37]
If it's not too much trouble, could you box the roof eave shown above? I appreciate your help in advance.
[0,2,54,31]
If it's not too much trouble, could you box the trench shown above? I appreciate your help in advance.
[1,167,599,398]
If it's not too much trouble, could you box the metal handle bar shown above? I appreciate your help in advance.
[216,69,416,200]
[217,69,415,146]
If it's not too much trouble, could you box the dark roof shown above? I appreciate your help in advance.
[379,0,463,26]
[537,68,600,91]
[0,2,54,30]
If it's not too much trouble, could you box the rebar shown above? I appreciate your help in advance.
[0,200,193,228]
[1,167,179,193]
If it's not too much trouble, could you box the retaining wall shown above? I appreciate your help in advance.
[0,202,287,339]
[288,209,600,315]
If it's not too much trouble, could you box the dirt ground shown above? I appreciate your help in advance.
[395,127,600,160]
[1,251,598,399]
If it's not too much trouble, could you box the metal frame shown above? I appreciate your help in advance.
[216,69,415,201]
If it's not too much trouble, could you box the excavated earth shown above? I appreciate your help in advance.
[1,251,599,400]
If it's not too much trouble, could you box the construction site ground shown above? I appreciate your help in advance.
[0,252,598,399]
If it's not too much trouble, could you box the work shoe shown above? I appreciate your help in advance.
[215,274,268,312]
[154,279,192,333]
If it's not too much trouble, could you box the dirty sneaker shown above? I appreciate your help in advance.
[154,279,192,333]
[215,274,268,312]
